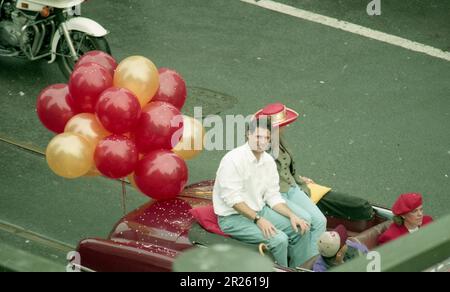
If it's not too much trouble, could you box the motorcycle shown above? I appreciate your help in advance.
[0,0,110,78]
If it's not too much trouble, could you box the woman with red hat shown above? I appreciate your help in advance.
[255,103,374,258]
[378,193,433,245]
[255,103,326,258]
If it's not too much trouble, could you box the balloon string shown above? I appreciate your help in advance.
[121,180,127,215]
[0,135,45,155]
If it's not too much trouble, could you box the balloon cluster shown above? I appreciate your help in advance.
[37,51,205,201]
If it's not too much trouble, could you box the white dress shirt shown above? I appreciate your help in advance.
[213,143,286,216]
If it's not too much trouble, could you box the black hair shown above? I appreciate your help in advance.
[246,116,273,135]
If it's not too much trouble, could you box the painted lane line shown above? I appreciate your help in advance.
[240,0,450,62]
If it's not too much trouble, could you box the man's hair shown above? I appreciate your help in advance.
[246,116,273,135]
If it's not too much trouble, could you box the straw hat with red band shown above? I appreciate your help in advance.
[255,103,299,128]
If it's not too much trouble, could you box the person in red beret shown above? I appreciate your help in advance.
[378,193,433,245]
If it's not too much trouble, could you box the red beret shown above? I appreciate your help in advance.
[392,193,423,216]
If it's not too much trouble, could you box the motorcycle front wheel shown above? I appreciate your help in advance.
[57,30,111,79]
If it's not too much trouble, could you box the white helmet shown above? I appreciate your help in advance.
[317,231,341,258]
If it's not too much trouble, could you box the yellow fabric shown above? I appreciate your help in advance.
[308,183,332,204]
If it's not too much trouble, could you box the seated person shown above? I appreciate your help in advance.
[213,117,316,268]
[378,193,433,245]
[255,103,375,224]
[313,224,369,272]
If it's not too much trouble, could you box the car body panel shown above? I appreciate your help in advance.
[77,180,390,272]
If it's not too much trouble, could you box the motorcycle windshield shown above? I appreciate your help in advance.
[25,0,84,9]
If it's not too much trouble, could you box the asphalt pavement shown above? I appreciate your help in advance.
[0,0,449,264]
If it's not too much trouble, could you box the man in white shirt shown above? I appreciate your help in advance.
[213,117,316,268]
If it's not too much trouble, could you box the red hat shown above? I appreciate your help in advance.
[392,193,423,216]
[255,103,299,128]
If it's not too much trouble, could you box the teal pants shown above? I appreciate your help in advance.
[282,185,327,257]
[218,193,323,268]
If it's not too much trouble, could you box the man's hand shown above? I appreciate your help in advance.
[300,176,315,184]
[290,215,310,235]
[272,203,311,235]
[257,217,278,239]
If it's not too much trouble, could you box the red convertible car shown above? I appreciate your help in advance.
[76,181,393,272]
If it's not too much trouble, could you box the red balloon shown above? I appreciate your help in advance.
[36,84,78,133]
[96,88,141,134]
[94,135,138,179]
[69,63,113,113]
[75,51,118,77]
[152,68,187,110]
[134,150,188,200]
[135,101,183,153]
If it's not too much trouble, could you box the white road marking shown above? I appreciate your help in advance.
[240,0,450,62]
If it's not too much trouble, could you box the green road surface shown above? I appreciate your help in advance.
[0,0,449,269]
[276,0,450,51]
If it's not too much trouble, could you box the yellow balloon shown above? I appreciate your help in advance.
[113,56,160,107]
[64,113,110,145]
[173,116,205,160]
[46,133,95,179]
[128,173,137,189]
[84,167,101,177]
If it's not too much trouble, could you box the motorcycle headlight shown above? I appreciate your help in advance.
[40,6,51,18]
